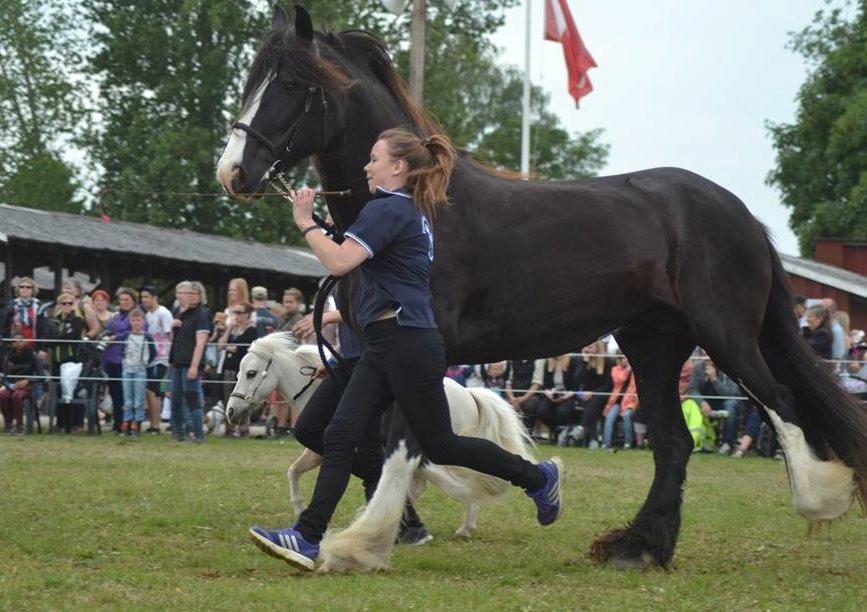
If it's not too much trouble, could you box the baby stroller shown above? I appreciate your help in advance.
[49,339,104,434]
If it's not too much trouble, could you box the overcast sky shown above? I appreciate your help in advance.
[490,0,842,256]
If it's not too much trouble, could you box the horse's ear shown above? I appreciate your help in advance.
[271,4,289,31]
[294,4,314,44]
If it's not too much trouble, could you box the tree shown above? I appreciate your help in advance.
[0,0,82,212]
[767,1,867,254]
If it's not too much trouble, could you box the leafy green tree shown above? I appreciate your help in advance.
[0,0,82,212]
[767,1,867,254]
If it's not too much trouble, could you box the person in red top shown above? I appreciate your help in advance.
[603,355,639,449]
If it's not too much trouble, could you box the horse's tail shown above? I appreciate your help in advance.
[465,387,536,460]
[758,229,867,508]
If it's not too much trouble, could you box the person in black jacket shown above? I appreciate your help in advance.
[49,293,86,432]
[536,354,582,444]
[804,305,834,360]
[1,335,39,434]
[565,341,615,447]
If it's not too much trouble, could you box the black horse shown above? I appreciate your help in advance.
[216,5,867,569]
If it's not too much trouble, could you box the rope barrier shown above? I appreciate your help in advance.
[5,338,866,366]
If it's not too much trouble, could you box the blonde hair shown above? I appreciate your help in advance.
[378,128,456,221]
[56,292,75,304]
[188,281,208,305]
[16,277,37,296]
[835,311,850,334]
[228,277,249,305]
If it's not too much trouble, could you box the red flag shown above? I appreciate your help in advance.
[545,0,596,107]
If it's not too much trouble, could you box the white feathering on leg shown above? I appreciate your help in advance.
[319,441,420,572]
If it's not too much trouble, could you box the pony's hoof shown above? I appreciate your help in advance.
[588,527,666,571]
[454,527,473,538]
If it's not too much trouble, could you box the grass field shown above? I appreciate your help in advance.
[1,435,865,611]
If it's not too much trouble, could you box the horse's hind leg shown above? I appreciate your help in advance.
[589,323,696,570]
[455,502,478,538]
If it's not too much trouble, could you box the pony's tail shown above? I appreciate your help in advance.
[318,442,419,572]
[757,230,867,508]
[466,387,536,460]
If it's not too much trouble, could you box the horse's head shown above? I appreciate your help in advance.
[216,5,351,199]
[225,347,279,425]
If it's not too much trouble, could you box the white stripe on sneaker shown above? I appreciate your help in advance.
[289,533,299,551]
[278,532,288,548]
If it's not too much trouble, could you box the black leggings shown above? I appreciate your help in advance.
[296,320,543,543]
[294,358,424,528]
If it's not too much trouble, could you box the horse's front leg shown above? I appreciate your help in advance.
[589,325,696,569]
[455,502,478,538]
[287,449,322,518]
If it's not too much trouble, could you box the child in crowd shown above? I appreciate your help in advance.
[121,309,156,436]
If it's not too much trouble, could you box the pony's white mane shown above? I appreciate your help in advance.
[248,332,323,366]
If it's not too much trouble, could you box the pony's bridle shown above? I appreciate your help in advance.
[232,84,327,182]
[228,355,318,409]
[229,355,273,407]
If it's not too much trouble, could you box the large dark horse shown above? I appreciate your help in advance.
[216,5,867,569]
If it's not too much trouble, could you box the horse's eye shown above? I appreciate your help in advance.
[246,370,257,379]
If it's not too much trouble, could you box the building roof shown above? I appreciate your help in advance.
[781,253,867,299]
[0,203,326,279]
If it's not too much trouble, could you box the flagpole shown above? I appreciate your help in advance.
[520,0,532,179]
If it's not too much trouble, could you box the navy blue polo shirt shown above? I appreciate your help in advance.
[344,187,436,330]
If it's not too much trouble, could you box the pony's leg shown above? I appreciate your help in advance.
[287,449,322,517]
[455,503,478,538]
[589,323,696,570]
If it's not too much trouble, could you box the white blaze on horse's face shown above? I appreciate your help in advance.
[216,76,272,197]
[224,350,277,424]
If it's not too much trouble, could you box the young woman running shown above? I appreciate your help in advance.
[250,128,564,571]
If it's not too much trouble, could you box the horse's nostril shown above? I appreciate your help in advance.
[231,166,246,194]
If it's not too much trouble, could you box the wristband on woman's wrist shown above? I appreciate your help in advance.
[301,225,319,237]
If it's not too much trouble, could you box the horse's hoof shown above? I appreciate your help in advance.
[454,527,473,538]
[588,527,666,571]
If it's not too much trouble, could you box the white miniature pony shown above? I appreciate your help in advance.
[225,333,536,572]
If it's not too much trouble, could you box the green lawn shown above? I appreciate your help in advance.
[1,435,865,610]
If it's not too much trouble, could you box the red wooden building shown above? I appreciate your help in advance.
[782,240,867,331]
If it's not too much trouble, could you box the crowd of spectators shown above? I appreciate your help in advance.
[1,278,865,453]
[0,276,321,440]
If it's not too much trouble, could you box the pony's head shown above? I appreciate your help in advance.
[225,344,280,426]
[225,333,321,426]
[216,5,351,199]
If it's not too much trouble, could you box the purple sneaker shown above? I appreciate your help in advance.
[525,457,565,526]
[249,525,319,571]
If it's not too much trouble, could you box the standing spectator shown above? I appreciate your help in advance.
[1,334,39,435]
[224,278,252,330]
[49,293,86,432]
[603,355,638,449]
[218,300,257,438]
[279,288,305,332]
[445,364,476,387]
[62,279,100,338]
[140,285,173,433]
[91,290,113,335]
[535,354,581,444]
[804,305,834,360]
[568,341,614,448]
[251,286,278,338]
[820,298,847,360]
[505,358,545,433]
[120,309,156,437]
[689,354,745,455]
[168,281,210,443]
[5,277,51,409]
[793,294,807,330]
[102,287,140,433]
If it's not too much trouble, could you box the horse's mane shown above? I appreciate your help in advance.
[242,25,517,181]
[249,332,300,357]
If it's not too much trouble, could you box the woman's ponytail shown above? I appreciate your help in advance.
[378,128,456,221]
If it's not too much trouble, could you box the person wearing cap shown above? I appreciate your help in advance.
[251,286,279,338]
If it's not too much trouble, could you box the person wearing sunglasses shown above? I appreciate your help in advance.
[49,293,86,432]
[4,277,52,411]
[217,301,258,438]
